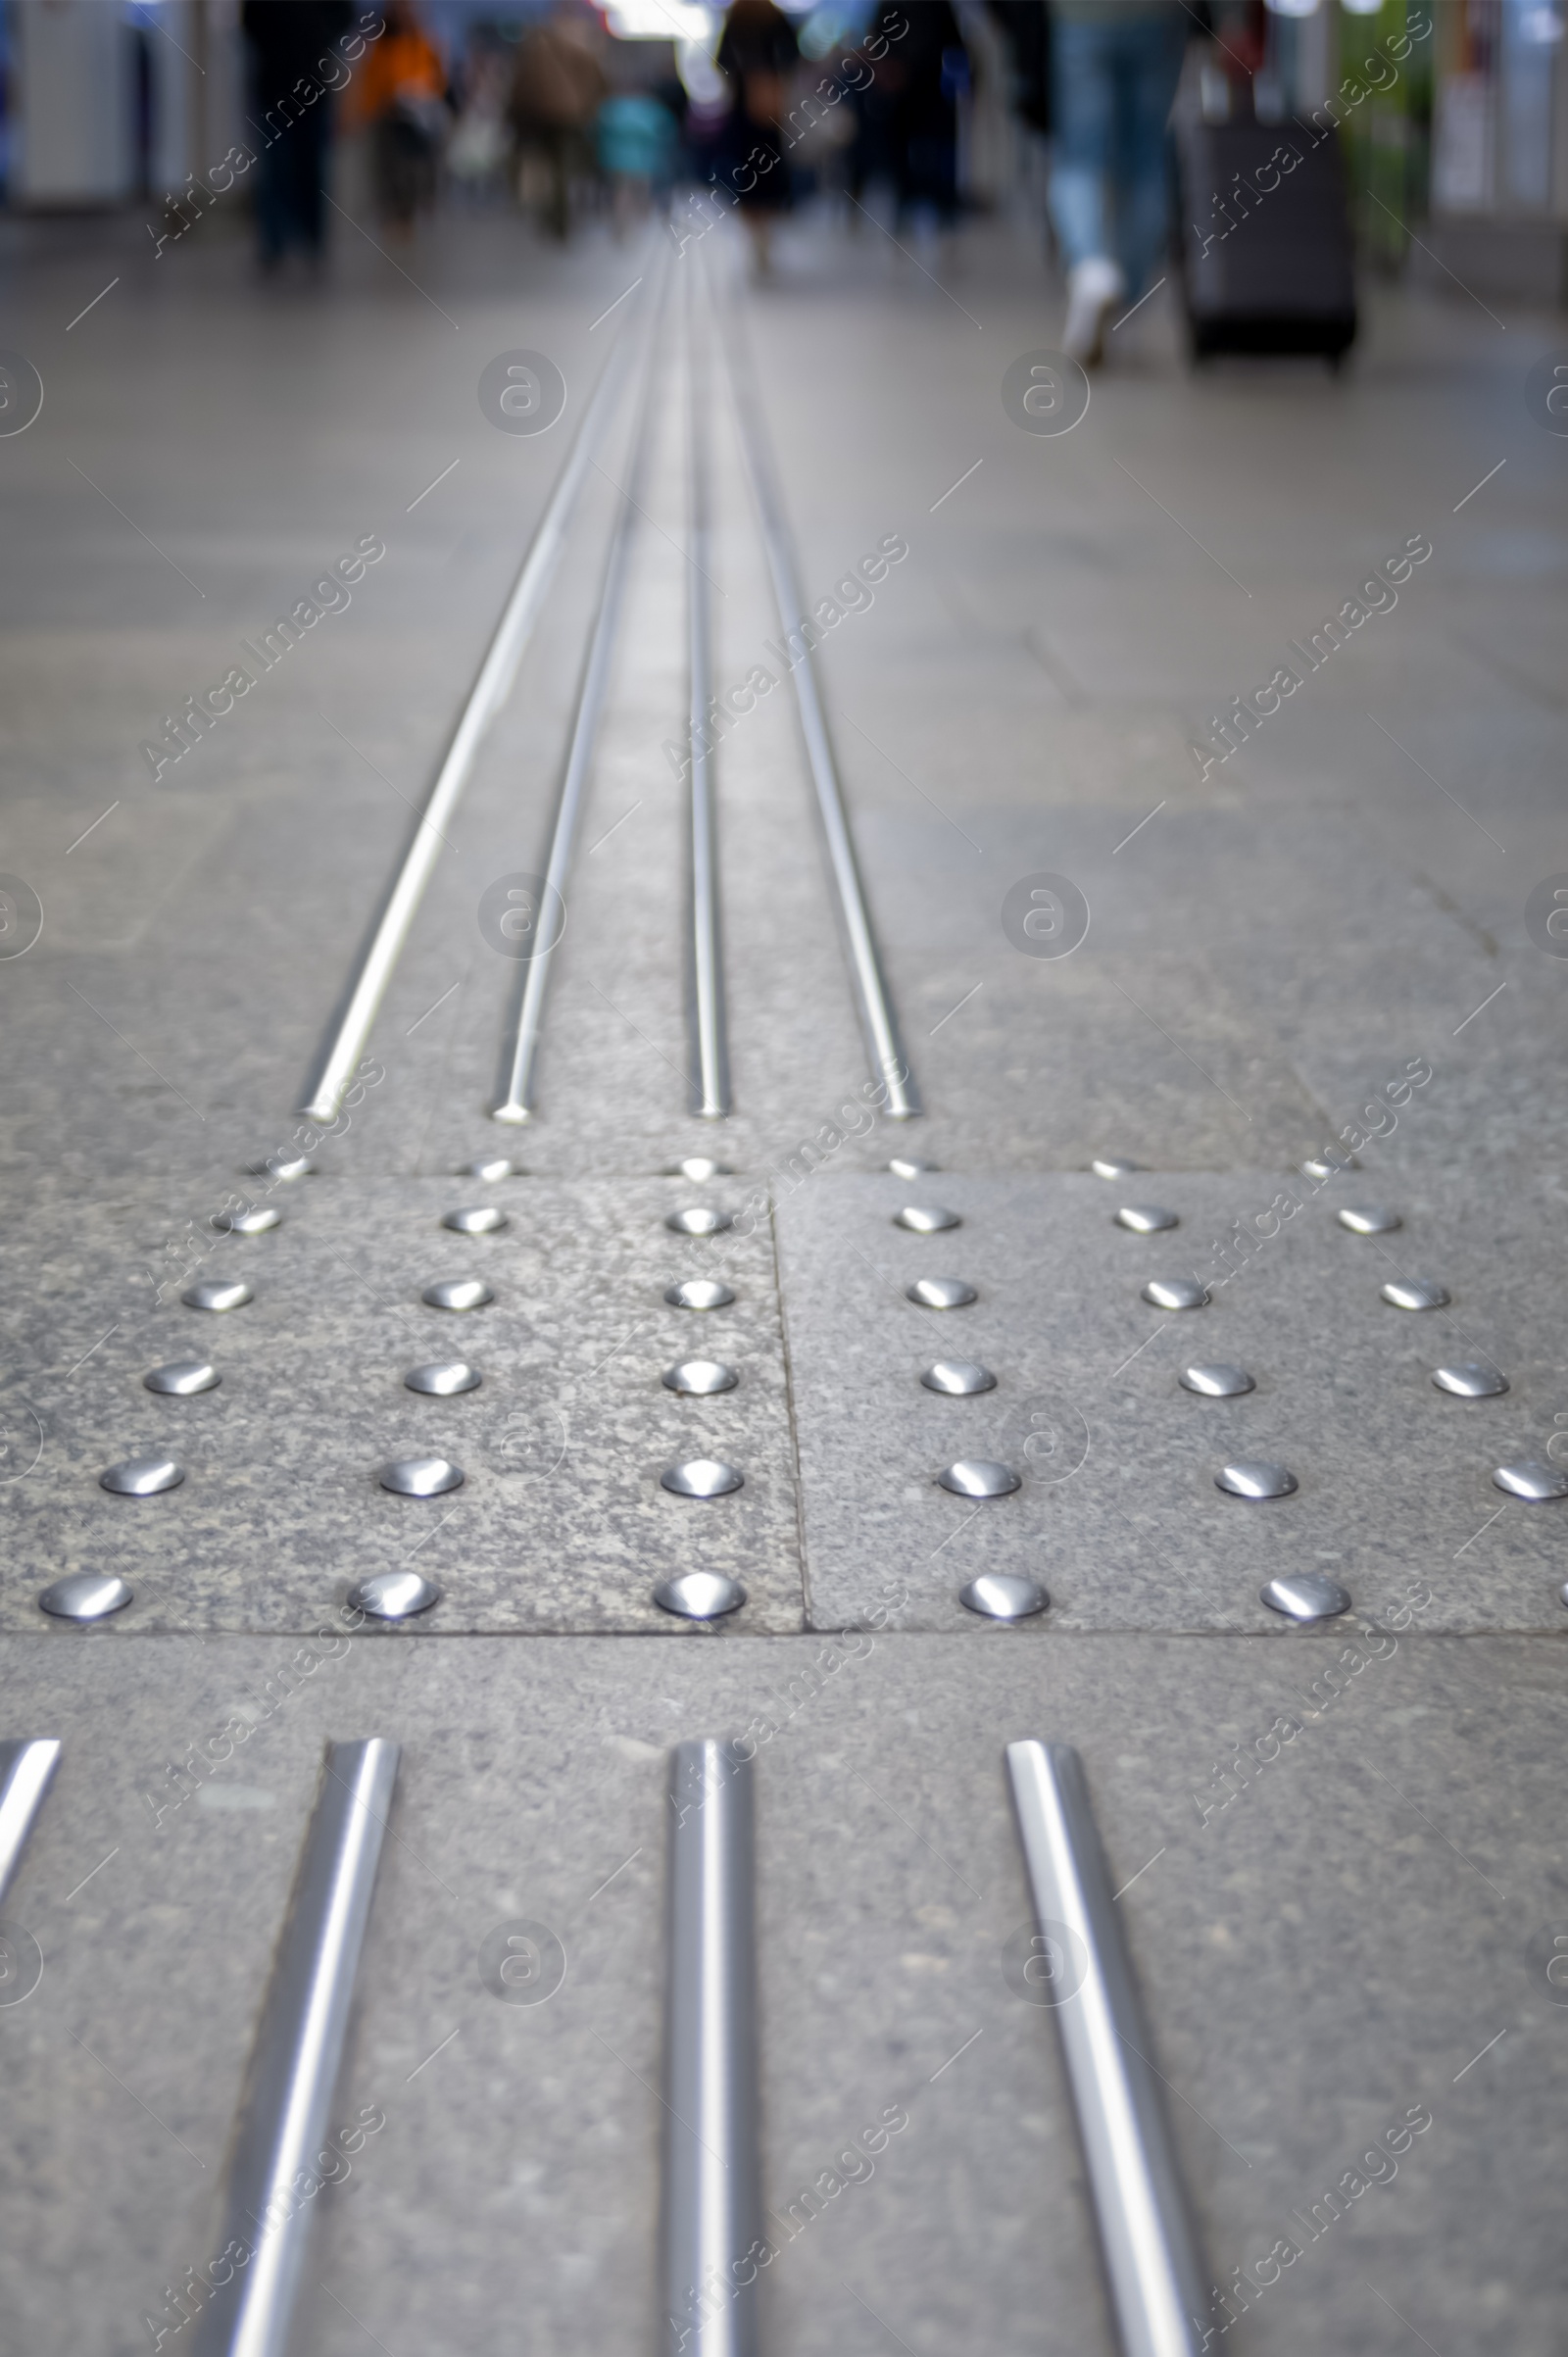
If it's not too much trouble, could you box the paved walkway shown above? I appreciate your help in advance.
[0,195,1563,2354]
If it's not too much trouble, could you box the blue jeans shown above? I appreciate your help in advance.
[1049,11,1186,294]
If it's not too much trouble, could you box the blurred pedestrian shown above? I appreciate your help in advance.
[987,0,1053,146]
[715,0,799,277]
[447,31,513,202]
[869,0,969,235]
[509,3,608,242]
[1049,0,1188,365]
[242,0,352,272]
[347,0,450,236]
[596,91,678,239]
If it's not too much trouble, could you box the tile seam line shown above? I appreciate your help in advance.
[12,1629,1561,1645]
[765,1180,816,1637]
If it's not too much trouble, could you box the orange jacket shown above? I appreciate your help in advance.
[345,29,445,124]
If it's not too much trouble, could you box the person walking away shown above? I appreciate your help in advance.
[509,4,609,242]
[715,0,799,278]
[447,32,513,202]
[596,91,678,240]
[1049,0,1187,365]
[870,0,969,237]
[345,0,449,235]
[242,0,352,272]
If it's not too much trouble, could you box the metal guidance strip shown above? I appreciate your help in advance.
[192,1739,400,2357]
[298,282,652,1123]
[0,1740,61,1909]
[686,256,730,1119]
[661,1740,760,2357]
[711,254,919,1121]
[492,247,671,1123]
[1005,1742,1208,2357]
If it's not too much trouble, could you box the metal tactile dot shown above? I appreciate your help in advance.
[38,1572,133,1623]
[144,1359,220,1397]
[1301,1151,1358,1181]
[920,1360,996,1397]
[906,1277,976,1309]
[1215,1459,1298,1500]
[348,1569,442,1620]
[662,1359,738,1397]
[1433,1363,1508,1399]
[422,1278,493,1311]
[1115,1204,1178,1234]
[1381,1277,1450,1311]
[377,1456,465,1498]
[666,1206,732,1237]
[183,1278,252,1312]
[1338,1204,1402,1236]
[895,1204,960,1234]
[667,1157,733,1182]
[654,1570,747,1618]
[459,1155,516,1183]
[100,1455,184,1498]
[661,1458,744,1498]
[664,1279,736,1310]
[404,1362,482,1397]
[1493,1461,1568,1502]
[936,1459,1020,1498]
[1261,1571,1350,1622]
[1142,1277,1208,1310]
[959,1572,1048,1620]
[443,1205,508,1236]
[888,1156,938,1180]
[245,1153,315,1181]
[213,1204,281,1236]
[1091,1157,1141,1180]
[1180,1363,1255,1398]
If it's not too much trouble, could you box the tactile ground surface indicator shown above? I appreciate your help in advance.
[1,190,1566,2357]
[778,1170,1568,1633]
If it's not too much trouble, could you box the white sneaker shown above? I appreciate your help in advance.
[1062,257,1125,368]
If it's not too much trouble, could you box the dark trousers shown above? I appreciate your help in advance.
[373,112,439,226]
[255,101,331,261]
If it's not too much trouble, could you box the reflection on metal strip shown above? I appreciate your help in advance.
[191,1739,399,2357]
[1005,1741,1208,2357]
[686,257,730,1119]
[298,278,651,1122]
[0,1741,61,1909]
[492,246,670,1122]
[711,255,919,1121]
[662,1740,760,2357]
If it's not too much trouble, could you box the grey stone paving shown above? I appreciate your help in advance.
[0,1632,1561,2357]
[0,190,1564,2354]
[0,1178,803,1634]
[779,1171,1568,1635]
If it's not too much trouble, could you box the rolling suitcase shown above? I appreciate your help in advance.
[1172,99,1357,364]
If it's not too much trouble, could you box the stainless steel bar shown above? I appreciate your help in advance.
[492,246,670,1123]
[297,282,651,1123]
[686,256,731,1119]
[191,1739,400,2357]
[710,255,919,1121]
[661,1739,761,2357]
[1005,1742,1208,2357]
[0,1740,61,1909]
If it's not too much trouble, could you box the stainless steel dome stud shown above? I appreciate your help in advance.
[1215,1460,1298,1500]
[661,1459,744,1499]
[653,1571,747,1619]
[959,1573,1047,1620]
[1260,1571,1350,1621]
[347,1569,443,1620]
